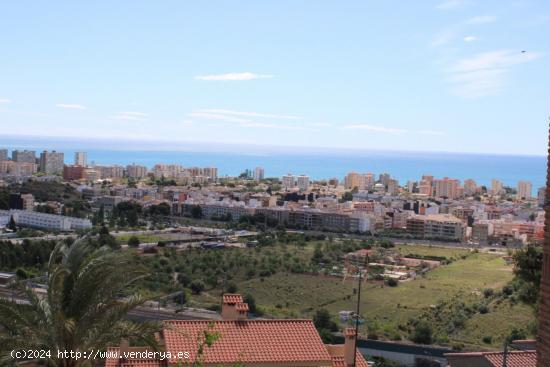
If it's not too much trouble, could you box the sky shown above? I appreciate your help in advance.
[0,0,549,156]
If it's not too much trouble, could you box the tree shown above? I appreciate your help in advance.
[191,205,203,219]
[128,235,141,247]
[313,309,338,343]
[7,215,16,231]
[411,321,433,344]
[243,294,259,314]
[0,236,160,367]
[513,246,543,304]
[226,281,238,293]
[190,279,206,294]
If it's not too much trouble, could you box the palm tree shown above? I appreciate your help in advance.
[0,237,160,367]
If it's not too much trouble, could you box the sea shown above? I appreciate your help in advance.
[1,136,546,190]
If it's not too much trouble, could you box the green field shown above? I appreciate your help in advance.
[142,238,534,350]
[235,249,533,349]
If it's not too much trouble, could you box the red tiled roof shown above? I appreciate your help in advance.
[222,294,244,304]
[446,350,537,367]
[326,344,369,367]
[235,302,249,311]
[330,354,370,367]
[163,319,332,365]
[484,351,537,367]
[104,348,167,367]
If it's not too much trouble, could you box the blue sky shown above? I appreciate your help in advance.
[0,0,549,155]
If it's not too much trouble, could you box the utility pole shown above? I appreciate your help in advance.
[353,254,369,367]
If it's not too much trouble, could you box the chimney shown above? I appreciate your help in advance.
[221,293,248,320]
[538,120,550,367]
[344,328,357,367]
[119,339,130,358]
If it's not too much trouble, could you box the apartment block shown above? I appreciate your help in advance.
[126,164,148,179]
[12,150,36,163]
[39,150,64,174]
[253,166,265,181]
[74,151,87,166]
[0,210,91,231]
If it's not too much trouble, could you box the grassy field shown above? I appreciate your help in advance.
[235,249,534,349]
[142,238,534,350]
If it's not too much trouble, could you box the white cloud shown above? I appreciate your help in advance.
[56,103,86,110]
[446,50,541,98]
[467,15,497,24]
[343,124,408,134]
[463,36,477,42]
[436,0,466,10]
[0,99,12,104]
[110,111,148,121]
[194,72,274,81]
[196,108,300,120]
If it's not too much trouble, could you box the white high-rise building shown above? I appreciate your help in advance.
[282,174,295,190]
[296,175,310,191]
[517,181,532,200]
[74,152,87,166]
[253,167,265,181]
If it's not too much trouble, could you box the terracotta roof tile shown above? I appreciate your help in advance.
[163,319,333,365]
[104,348,167,367]
[484,351,537,367]
[235,302,249,311]
[222,294,243,304]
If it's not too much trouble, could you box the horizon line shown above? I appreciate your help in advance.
[0,133,546,158]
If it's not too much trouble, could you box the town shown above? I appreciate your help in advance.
[0,148,543,248]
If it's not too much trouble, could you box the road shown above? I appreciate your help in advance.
[0,287,219,322]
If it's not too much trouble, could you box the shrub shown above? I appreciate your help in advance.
[128,236,140,247]
[411,321,433,344]
[189,279,206,294]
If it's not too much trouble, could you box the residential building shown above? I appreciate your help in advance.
[491,179,504,196]
[0,161,37,176]
[39,150,64,174]
[463,179,478,196]
[418,180,432,196]
[253,167,265,181]
[282,174,295,190]
[517,180,533,200]
[106,294,370,367]
[0,209,91,231]
[12,150,36,163]
[446,348,537,367]
[203,167,218,181]
[8,193,34,210]
[539,187,546,207]
[387,179,399,195]
[406,214,465,241]
[344,172,361,190]
[63,165,85,181]
[74,152,87,166]
[0,149,7,161]
[95,165,124,179]
[126,164,148,179]
[379,173,391,187]
[296,174,310,191]
[433,177,460,199]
